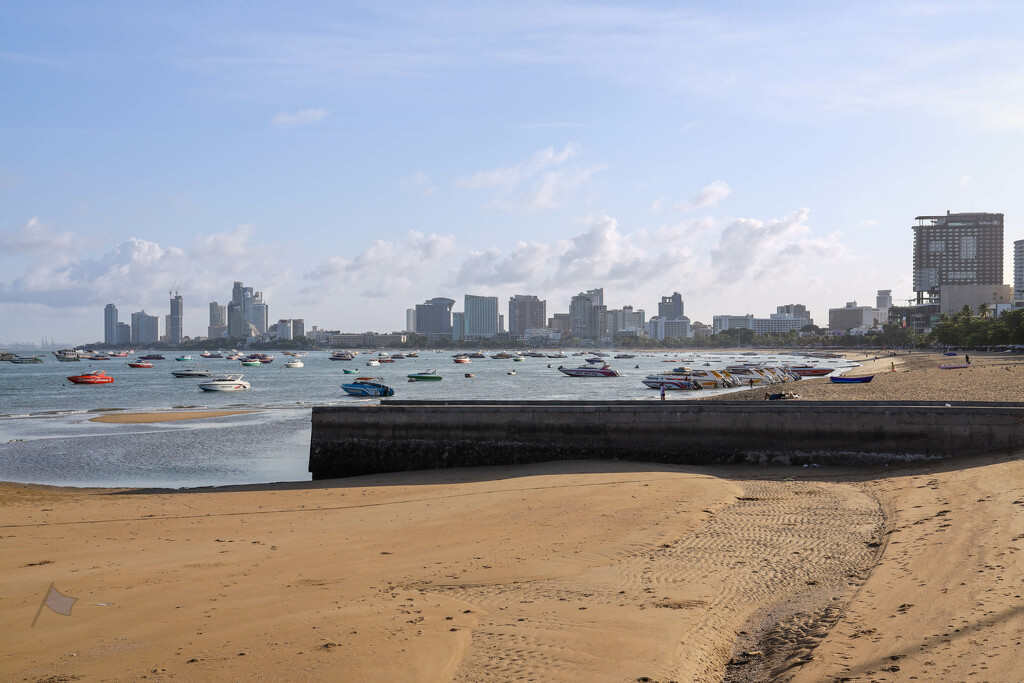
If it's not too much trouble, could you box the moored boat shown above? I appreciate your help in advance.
[284,359,304,368]
[197,374,250,392]
[341,377,394,397]
[641,375,703,390]
[138,354,165,360]
[10,355,44,364]
[557,364,620,377]
[171,368,213,377]
[127,361,153,368]
[67,370,114,384]
[408,369,442,381]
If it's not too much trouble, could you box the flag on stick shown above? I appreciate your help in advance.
[31,583,78,627]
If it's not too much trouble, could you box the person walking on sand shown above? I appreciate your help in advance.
[748,378,755,389]
[891,361,895,372]
[965,354,970,364]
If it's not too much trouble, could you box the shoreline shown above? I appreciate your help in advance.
[88,409,258,424]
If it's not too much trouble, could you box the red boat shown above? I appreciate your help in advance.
[557,364,620,377]
[127,362,153,368]
[68,370,114,384]
[788,365,834,377]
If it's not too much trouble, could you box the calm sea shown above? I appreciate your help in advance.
[0,350,857,488]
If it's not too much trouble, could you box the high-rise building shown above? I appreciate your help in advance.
[414,297,455,334]
[607,305,646,334]
[464,295,499,338]
[116,322,131,344]
[227,302,247,338]
[276,319,292,341]
[569,290,608,341]
[232,281,244,307]
[104,304,118,345]
[508,295,547,336]
[828,302,875,332]
[912,211,1004,304]
[167,292,183,345]
[291,319,304,340]
[209,301,226,327]
[658,292,684,320]
[548,313,571,337]
[452,312,465,341]
[1015,239,1024,303]
[208,302,226,339]
[405,308,417,333]
[130,310,159,345]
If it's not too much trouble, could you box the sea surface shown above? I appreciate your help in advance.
[0,350,858,488]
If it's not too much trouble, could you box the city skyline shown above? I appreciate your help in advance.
[4,2,1024,342]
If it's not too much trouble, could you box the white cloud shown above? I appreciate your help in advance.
[675,180,731,210]
[271,108,329,127]
[1,217,86,255]
[456,144,603,211]
[304,231,456,298]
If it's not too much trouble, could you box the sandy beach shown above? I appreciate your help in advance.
[3,351,1024,681]
[89,410,257,424]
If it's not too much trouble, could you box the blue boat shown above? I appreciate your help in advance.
[341,377,395,397]
[829,375,874,384]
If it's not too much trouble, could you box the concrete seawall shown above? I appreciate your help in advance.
[308,400,1024,479]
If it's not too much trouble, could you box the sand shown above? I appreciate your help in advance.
[698,351,1024,403]
[4,351,1024,681]
[89,410,257,424]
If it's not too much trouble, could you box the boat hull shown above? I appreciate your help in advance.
[829,375,874,384]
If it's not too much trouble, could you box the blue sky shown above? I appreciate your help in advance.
[2,1,1023,343]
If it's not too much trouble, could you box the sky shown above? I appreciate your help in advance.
[3,1,1024,344]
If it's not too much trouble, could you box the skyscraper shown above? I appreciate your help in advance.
[167,292,183,345]
[658,292,684,320]
[414,297,455,334]
[104,304,118,345]
[464,295,499,338]
[130,310,159,345]
[227,302,246,338]
[912,211,1004,304]
[508,295,547,336]
[569,289,607,340]
[208,301,227,339]
[1015,239,1024,303]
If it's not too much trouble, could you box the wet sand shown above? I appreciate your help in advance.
[89,410,257,424]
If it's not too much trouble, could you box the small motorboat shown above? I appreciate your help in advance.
[343,368,358,374]
[507,370,516,375]
[127,361,153,368]
[109,351,129,358]
[284,359,304,368]
[341,377,394,397]
[453,355,471,364]
[366,359,380,367]
[200,352,224,359]
[197,374,250,392]
[68,370,114,384]
[557,364,620,377]
[464,373,474,378]
[408,369,442,381]
[138,354,165,360]
[171,368,213,377]
[175,355,193,362]
[240,359,262,367]
[829,375,874,384]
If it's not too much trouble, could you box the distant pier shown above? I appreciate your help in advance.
[308,400,1024,479]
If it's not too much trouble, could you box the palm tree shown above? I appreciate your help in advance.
[978,302,991,319]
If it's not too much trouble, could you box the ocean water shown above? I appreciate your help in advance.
[0,350,857,488]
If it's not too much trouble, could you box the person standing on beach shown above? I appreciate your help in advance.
[966,354,970,364]
[660,384,666,401]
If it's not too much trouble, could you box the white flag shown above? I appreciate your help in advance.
[32,583,78,626]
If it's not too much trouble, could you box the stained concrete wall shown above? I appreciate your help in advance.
[308,400,1024,479]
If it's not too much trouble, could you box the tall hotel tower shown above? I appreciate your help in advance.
[912,211,1003,305]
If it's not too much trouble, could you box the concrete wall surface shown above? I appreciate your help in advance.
[308,401,1024,479]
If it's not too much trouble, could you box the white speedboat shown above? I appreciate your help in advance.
[284,359,304,368]
[171,368,213,378]
[197,374,251,392]
[366,359,380,367]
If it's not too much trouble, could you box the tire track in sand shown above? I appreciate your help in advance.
[422,479,884,683]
